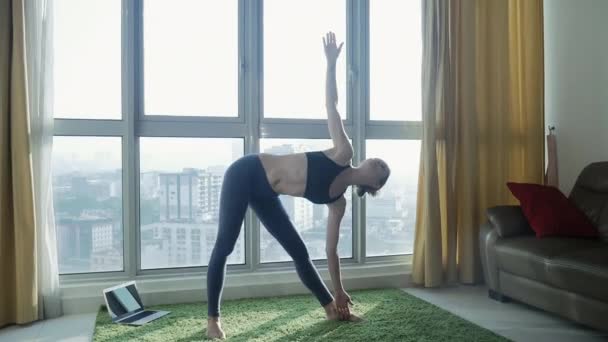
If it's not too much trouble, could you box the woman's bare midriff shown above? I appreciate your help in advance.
[258,153,308,197]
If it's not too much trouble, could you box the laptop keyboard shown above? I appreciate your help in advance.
[121,311,155,323]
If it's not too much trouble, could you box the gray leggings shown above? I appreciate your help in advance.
[206,154,333,317]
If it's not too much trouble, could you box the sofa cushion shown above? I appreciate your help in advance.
[495,236,603,284]
[570,185,608,241]
[569,162,608,241]
[486,206,534,238]
[507,182,599,238]
[548,247,608,302]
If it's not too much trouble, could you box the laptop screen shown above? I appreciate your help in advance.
[104,284,143,318]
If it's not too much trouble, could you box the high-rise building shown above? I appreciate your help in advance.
[140,221,243,268]
[199,166,225,222]
[293,197,314,231]
[56,213,116,272]
[204,222,243,265]
[141,222,205,267]
[159,169,201,222]
[140,171,160,199]
[313,205,327,224]
[142,166,241,268]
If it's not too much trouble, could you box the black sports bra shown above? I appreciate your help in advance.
[303,151,350,204]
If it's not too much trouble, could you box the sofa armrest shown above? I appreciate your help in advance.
[486,205,533,238]
[479,222,500,290]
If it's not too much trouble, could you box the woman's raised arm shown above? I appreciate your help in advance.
[323,32,353,159]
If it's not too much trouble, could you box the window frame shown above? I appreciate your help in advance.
[56,0,421,284]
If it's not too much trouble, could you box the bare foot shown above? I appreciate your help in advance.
[324,302,340,321]
[323,302,363,322]
[207,317,226,340]
[347,313,364,322]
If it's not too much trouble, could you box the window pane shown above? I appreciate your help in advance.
[370,0,422,121]
[139,138,244,269]
[144,0,238,116]
[52,0,121,119]
[366,140,420,256]
[264,0,346,119]
[52,137,123,274]
[259,139,352,262]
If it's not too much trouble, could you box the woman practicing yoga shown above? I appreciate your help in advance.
[206,32,390,339]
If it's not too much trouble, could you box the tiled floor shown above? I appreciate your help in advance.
[0,313,96,342]
[0,285,606,341]
[403,285,608,342]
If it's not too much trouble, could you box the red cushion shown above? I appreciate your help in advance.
[506,182,598,238]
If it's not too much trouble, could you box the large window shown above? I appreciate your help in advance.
[365,140,420,256]
[139,138,244,269]
[139,138,245,269]
[52,137,123,274]
[52,1,422,278]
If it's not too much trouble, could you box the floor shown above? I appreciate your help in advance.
[403,286,608,342]
[0,313,96,342]
[0,285,606,342]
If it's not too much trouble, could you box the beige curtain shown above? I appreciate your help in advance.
[0,0,39,326]
[413,0,545,287]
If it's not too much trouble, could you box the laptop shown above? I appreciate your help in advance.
[102,281,170,326]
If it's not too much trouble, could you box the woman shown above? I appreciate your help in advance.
[207,32,390,339]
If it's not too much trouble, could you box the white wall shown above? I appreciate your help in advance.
[544,0,608,195]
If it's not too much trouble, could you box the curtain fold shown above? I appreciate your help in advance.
[413,0,544,287]
[1,0,38,326]
[1,0,60,326]
[25,0,62,319]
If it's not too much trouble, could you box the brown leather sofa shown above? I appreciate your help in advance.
[480,162,608,331]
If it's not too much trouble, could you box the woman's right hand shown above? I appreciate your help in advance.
[323,31,344,66]
[334,289,354,320]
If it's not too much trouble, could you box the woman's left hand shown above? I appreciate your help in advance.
[334,289,354,320]
[323,31,344,66]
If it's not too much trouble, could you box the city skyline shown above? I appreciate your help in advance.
[53,139,418,273]
[53,137,420,189]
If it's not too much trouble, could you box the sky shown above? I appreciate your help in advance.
[144,0,238,116]
[52,0,421,120]
[370,0,422,121]
[53,0,122,119]
[139,137,243,172]
[263,0,347,118]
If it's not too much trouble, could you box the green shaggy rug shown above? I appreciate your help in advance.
[94,288,508,342]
